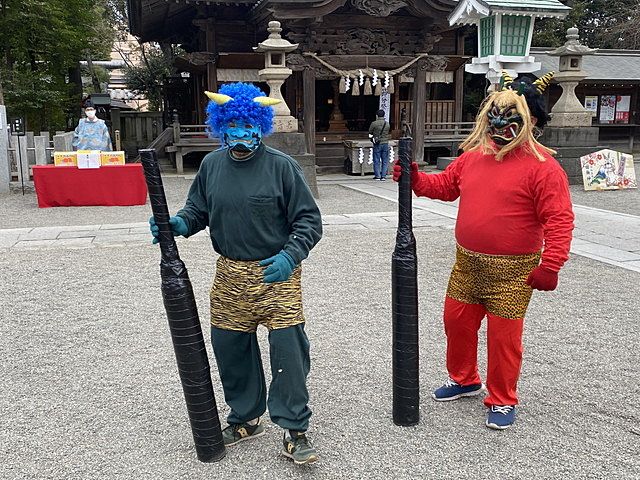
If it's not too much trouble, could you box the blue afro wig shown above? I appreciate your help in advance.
[205,83,275,137]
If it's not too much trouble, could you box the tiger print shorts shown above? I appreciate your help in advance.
[210,256,305,333]
[446,244,541,320]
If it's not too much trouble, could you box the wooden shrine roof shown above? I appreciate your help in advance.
[128,0,459,42]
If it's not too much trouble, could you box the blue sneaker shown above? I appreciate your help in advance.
[486,405,516,430]
[432,377,485,401]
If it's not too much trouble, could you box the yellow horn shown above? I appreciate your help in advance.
[500,70,514,90]
[205,91,233,104]
[254,96,282,106]
[533,71,555,94]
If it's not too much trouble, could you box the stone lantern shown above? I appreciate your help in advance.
[546,27,597,127]
[253,21,298,132]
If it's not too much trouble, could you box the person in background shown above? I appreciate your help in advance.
[368,109,391,180]
[72,104,112,151]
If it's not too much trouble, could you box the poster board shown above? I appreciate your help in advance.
[581,149,638,190]
[599,95,616,124]
[77,150,101,169]
[54,151,77,167]
[614,95,631,124]
[100,151,126,166]
[584,96,598,117]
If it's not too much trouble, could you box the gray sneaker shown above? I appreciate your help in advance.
[282,431,319,465]
[221,418,265,446]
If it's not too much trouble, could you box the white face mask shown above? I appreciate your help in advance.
[86,110,96,119]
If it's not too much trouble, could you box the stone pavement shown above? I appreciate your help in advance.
[3,176,639,274]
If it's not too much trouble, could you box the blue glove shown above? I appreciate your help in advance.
[149,216,188,244]
[259,250,296,283]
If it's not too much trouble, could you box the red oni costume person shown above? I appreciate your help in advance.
[395,85,574,429]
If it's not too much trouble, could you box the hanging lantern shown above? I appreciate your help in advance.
[364,78,372,95]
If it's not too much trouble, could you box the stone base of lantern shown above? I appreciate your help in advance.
[264,132,318,197]
[547,111,593,128]
[540,126,603,185]
[273,116,298,133]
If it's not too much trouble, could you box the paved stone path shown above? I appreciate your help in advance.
[2,180,639,273]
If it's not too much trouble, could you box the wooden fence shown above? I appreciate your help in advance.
[396,100,456,128]
[110,110,164,158]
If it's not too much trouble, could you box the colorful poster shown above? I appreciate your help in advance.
[599,95,616,124]
[615,95,631,123]
[584,96,598,117]
[580,149,638,191]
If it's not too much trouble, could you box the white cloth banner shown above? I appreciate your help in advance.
[379,92,391,122]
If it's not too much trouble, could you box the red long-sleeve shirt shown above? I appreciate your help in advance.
[413,146,574,272]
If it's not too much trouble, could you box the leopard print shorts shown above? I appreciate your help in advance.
[446,244,541,320]
[210,256,305,333]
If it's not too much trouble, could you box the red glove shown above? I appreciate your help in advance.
[526,266,559,291]
[392,162,420,184]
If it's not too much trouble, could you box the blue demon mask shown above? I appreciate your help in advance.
[204,83,280,153]
[220,119,263,152]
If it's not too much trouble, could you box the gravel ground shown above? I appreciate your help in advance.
[1,226,638,479]
[568,186,640,216]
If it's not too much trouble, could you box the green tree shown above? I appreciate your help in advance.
[533,0,640,48]
[123,43,180,111]
[0,0,117,130]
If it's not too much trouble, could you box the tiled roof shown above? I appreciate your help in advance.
[531,48,640,81]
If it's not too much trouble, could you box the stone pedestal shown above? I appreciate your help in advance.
[0,106,9,194]
[264,132,319,197]
[540,127,603,185]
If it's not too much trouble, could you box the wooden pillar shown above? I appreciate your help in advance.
[205,22,218,93]
[412,61,427,165]
[454,31,465,123]
[303,67,316,156]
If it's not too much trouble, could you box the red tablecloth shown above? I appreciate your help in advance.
[33,164,148,208]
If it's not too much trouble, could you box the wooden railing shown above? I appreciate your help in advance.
[166,122,219,174]
[397,100,457,128]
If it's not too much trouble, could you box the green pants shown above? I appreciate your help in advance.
[211,324,312,432]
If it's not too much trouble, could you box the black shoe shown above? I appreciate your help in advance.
[282,431,319,465]
[221,418,265,446]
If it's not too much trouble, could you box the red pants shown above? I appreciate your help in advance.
[444,296,524,406]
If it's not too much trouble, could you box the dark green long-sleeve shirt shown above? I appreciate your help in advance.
[176,143,322,264]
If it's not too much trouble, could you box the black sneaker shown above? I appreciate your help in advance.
[282,431,319,465]
[221,418,265,446]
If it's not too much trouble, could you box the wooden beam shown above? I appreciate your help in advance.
[412,61,427,165]
[454,31,465,123]
[205,21,218,92]
[303,67,316,156]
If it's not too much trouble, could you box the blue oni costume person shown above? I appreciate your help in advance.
[149,83,322,464]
